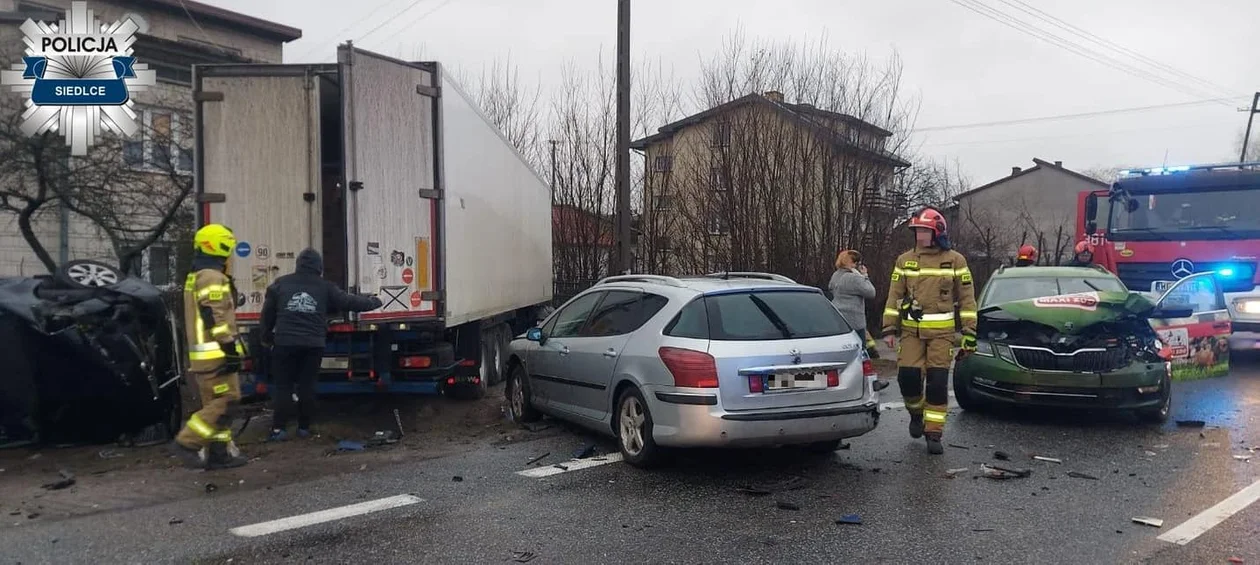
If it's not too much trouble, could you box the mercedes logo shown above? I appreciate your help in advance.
[1171,259,1194,278]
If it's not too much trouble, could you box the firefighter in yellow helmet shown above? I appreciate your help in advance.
[881,207,978,455]
[171,223,249,469]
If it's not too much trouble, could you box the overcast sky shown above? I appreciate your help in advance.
[204,0,1259,186]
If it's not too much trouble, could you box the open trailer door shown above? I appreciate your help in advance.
[194,64,324,322]
[1149,272,1232,380]
[338,45,441,323]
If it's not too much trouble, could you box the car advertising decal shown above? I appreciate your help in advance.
[1033,292,1100,311]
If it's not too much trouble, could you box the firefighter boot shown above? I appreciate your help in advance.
[206,442,248,470]
[908,414,924,439]
[925,433,944,455]
[169,441,207,469]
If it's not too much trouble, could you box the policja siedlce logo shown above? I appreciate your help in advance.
[0,0,156,155]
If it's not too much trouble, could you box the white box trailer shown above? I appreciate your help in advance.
[192,43,553,398]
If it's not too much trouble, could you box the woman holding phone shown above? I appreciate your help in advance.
[829,250,880,359]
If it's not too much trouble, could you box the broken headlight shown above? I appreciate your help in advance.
[975,339,994,356]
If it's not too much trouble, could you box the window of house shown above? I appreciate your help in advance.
[125,107,194,175]
[707,210,729,235]
[653,155,673,172]
[654,194,673,210]
[711,122,731,147]
[710,167,729,191]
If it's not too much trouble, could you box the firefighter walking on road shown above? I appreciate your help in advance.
[881,207,979,455]
[172,223,249,470]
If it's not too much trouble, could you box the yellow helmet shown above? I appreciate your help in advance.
[194,223,236,258]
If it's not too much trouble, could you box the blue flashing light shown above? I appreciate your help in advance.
[1119,169,1131,176]
[1167,165,1190,172]
[1219,267,1235,278]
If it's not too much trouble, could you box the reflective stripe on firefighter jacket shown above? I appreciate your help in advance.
[880,247,978,340]
[183,268,240,373]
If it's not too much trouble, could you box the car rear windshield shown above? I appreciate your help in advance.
[666,289,853,341]
[983,276,1126,306]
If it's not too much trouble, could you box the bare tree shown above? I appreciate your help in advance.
[455,54,546,169]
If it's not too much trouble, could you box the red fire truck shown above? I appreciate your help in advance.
[1077,162,1260,351]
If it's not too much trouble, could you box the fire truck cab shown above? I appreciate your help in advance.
[1079,162,1260,351]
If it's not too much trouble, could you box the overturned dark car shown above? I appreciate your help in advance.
[0,260,184,448]
[953,266,1232,423]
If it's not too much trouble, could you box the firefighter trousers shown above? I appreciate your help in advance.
[175,370,241,450]
[896,334,954,437]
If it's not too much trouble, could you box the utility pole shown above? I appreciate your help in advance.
[614,0,632,275]
[548,139,557,205]
[1241,92,1259,164]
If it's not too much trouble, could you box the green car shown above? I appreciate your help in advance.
[953,266,1232,423]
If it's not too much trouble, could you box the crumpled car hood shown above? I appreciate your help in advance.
[979,290,1158,334]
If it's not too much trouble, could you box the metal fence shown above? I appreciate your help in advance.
[552,279,599,308]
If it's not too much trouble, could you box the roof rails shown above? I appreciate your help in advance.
[1119,161,1260,177]
[703,272,798,284]
[595,274,687,288]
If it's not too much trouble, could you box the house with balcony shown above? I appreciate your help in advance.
[631,90,910,281]
[0,0,301,281]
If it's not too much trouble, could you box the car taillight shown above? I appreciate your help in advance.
[748,375,764,393]
[400,356,431,368]
[862,359,875,378]
[659,347,718,388]
[826,369,839,387]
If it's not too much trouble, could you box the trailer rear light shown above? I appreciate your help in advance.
[826,369,840,387]
[446,377,456,386]
[255,382,268,395]
[400,356,432,368]
[329,323,354,333]
[458,359,476,367]
[346,371,353,380]
[472,376,481,385]
[659,347,718,388]
[748,375,764,393]
[369,370,378,380]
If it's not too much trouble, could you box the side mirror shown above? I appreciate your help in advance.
[526,327,544,343]
[1126,199,1140,213]
[1085,221,1097,235]
[1150,307,1194,320]
[1084,193,1098,221]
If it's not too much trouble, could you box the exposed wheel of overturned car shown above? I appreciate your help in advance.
[56,259,123,290]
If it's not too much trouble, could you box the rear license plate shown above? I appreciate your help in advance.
[1152,280,1175,294]
[764,372,827,392]
[321,357,350,370]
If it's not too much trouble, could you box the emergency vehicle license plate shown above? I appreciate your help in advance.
[1152,280,1175,294]
[320,357,350,370]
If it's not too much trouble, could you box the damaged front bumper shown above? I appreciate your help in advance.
[956,353,1168,410]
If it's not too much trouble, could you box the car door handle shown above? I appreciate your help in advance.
[602,349,618,358]
[558,346,570,356]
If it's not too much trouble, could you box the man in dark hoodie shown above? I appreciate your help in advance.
[260,248,382,440]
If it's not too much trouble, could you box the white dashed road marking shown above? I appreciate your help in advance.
[517,453,625,478]
[229,494,424,538]
[1157,478,1260,545]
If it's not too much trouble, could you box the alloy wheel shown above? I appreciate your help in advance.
[511,375,526,419]
[619,396,646,456]
[67,262,120,287]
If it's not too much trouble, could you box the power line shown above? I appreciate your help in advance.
[354,0,436,45]
[369,0,459,49]
[918,97,1244,132]
[921,119,1238,147]
[998,0,1236,99]
[946,0,1234,103]
[291,0,404,61]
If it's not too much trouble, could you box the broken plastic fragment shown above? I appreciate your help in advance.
[1175,420,1206,428]
[1132,517,1163,527]
[1067,471,1099,480]
[1033,456,1063,464]
[776,501,801,511]
[836,514,862,525]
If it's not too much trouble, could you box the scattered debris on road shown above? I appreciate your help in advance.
[994,450,1011,461]
[1227,557,1243,564]
[452,475,464,482]
[337,440,365,452]
[168,518,183,525]
[776,501,801,511]
[980,464,1032,480]
[572,444,599,459]
[1175,420,1206,428]
[511,551,538,563]
[1234,455,1252,462]
[366,431,399,447]
[393,408,405,437]
[835,514,863,525]
[1144,451,1158,457]
[205,483,218,493]
[972,528,994,532]
[736,486,772,497]
[40,470,75,490]
[1131,517,1163,528]
[948,443,969,450]
[1067,471,1099,480]
[97,449,123,460]
[945,468,969,479]
[525,453,550,466]
[1033,456,1063,464]
[524,423,551,433]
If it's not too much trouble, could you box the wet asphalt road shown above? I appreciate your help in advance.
[2,356,1258,565]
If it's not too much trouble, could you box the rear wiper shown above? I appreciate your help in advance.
[748,294,793,339]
